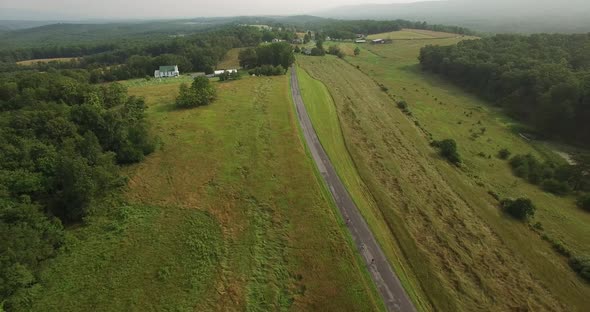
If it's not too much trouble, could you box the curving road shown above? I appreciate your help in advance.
[290,65,416,312]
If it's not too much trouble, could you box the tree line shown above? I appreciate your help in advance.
[0,70,155,309]
[419,34,590,147]
[238,42,295,74]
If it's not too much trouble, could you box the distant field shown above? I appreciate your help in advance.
[367,28,462,40]
[298,50,590,310]
[217,47,243,69]
[16,57,77,65]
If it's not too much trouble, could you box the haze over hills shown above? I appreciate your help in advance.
[316,0,590,33]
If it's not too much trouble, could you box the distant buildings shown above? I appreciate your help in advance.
[292,38,303,44]
[355,39,367,43]
[154,65,179,78]
[272,38,286,43]
[371,39,386,44]
[212,69,238,77]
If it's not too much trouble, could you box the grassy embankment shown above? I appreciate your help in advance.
[297,31,590,311]
[30,74,384,311]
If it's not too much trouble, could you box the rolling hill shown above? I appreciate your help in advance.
[316,0,590,33]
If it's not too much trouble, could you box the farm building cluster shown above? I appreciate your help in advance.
[155,65,238,79]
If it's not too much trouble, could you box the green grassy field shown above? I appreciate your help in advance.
[297,50,590,311]
[30,75,385,311]
[366,29,461,40]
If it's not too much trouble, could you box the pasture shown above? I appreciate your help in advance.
[297,51,590,311]
[30,75,384,311]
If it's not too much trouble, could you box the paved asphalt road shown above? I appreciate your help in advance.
[290,66,416,312]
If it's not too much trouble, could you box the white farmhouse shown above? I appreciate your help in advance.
[154,65,180,78]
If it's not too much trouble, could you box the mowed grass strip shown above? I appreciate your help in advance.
[217,47,243,69]
[297,55,584,311]
[16,57,77,65]
[124,75,384,311]
[296,66,430,311]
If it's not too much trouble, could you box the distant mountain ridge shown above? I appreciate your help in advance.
[315,0,590,33]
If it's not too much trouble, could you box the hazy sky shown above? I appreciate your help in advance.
[0,0,436,19]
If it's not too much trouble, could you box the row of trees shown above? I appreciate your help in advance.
[419,34,590,146]
[0,70,155,309]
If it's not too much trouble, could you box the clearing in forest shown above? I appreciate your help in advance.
[16,57,77,65]
[217,47,243,69]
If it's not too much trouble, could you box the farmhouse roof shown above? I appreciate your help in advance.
[159,65,177,72]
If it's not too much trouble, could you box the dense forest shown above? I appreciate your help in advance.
[419,34,590,146]
[0,70,155,309]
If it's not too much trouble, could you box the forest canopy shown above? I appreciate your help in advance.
[0,70,155,309]
[419,34,590,146]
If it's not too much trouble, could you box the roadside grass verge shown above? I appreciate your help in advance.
[296,65,429,311]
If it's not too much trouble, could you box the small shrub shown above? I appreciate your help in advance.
[488,190,500,201]
[379,84,388,92]
[501,197,535,221]
[532,222,544,231]
[498,148,511,159]
[569,256,590,282]
[550,240,571,257]
[577,194,590,212]
[432,139,461,165]
[541,179,571,195]
[396,100,408,110]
